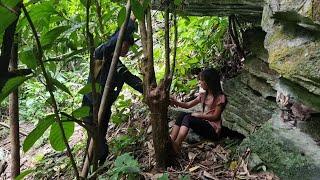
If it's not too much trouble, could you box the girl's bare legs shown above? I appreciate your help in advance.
[170,125,180,141]
[172,126,189,153]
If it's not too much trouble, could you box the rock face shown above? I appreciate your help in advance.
[262,0,320,96]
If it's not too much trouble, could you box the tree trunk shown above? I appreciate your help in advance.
[9,33,20,178]
[149,104,171,167]
[138,3,172,168]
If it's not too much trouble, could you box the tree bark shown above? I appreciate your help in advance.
[9,32,20,179]
[138,4,171,168]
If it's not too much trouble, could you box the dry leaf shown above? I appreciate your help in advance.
[217,153,227,162]
[189,166,200,172]
[147,125,152,134]
[229,161,238,170]
[203,171,217,180]
[188,152,196,160]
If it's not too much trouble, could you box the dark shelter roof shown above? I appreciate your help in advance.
[151,0,264,23]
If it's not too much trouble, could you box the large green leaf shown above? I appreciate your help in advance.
[0,76,30,103]
[20,49,38,70]
[117,7,126,27]
[72,106,90,119]
[49,120,74,151]
[29,1,57,27]
[51,77,72,95]
[2,0,21,7]
[14,169,34,180]
[0,7,18,34]
[40,26,70,47]
[131,0,144,21]
[23,114,55,152]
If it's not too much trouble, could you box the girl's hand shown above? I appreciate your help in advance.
[169,96,177,106]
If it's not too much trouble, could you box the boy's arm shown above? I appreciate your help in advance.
[191,105,223,122]
[117,61,143,94]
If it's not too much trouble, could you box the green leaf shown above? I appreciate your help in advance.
[51,77,71,95]
[118,7,126,27]
[49,120,74,151]
[72,106,90,119]
[2,0,21,7]
[178,174,190,180]
[131,0,144,21]
[0,6,18,34]
[174,0,183,6]
[78,83,101,94]
[188,58,199,64]
[114,153,140,173]
[20,49,38,69]
[142,0,151,9]
[158,173,169,180]
[40,26,70,46]
[15,169,34,180]
[0,76,30,103]
[23,114,55,152]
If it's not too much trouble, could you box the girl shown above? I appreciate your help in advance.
[170,68,227,153]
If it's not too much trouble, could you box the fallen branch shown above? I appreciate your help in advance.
[232,148,251,179]
[0,122,27,136]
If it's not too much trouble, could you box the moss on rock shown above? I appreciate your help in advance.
[239,121,320,179]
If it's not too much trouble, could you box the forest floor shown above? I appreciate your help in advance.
[0,103,279,180]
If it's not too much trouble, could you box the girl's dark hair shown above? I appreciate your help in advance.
[199,68,224,112]
[198,68,223,96]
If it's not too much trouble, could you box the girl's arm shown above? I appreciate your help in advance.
[191,105,223,122]
[170,96,200,109]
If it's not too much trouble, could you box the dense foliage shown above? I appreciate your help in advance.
[0,0,228,178]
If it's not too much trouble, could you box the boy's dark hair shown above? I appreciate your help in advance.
[198,68,223,96]
[94,18,136,59]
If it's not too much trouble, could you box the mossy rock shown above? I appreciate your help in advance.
[239,116,320,179]
[223,76,277,136]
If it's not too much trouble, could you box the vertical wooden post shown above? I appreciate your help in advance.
[9,34,20,178]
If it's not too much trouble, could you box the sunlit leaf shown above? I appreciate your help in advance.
[23,114,55,152]
[0,76,30,103]
[131,0,144,21]
[49,120,74,151]
[72,106,90,119]
[118,7,126,27]
[15,169,34,180]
